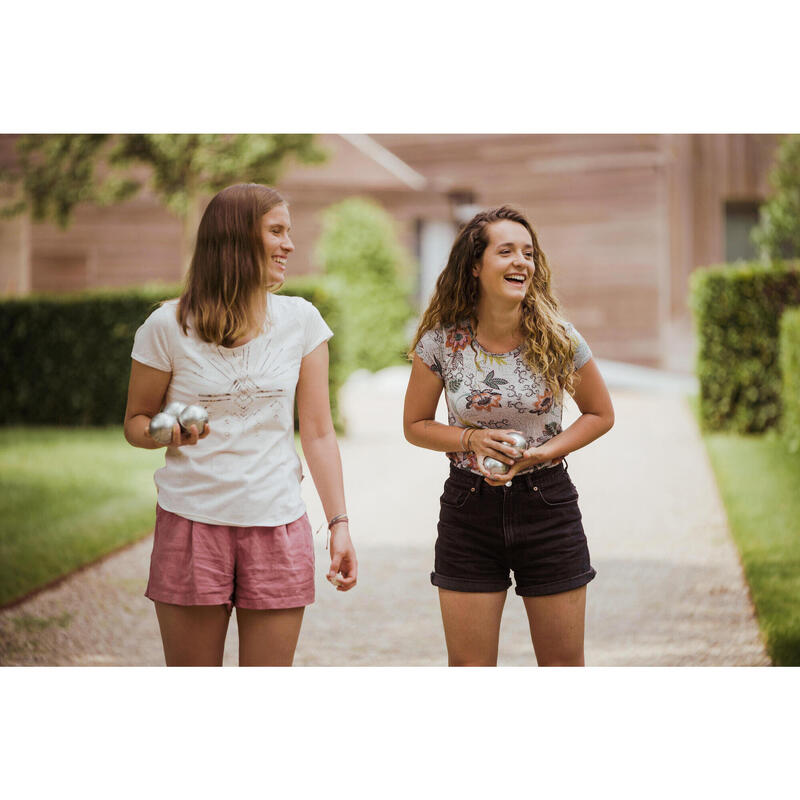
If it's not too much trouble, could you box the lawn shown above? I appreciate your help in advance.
[701,428,800,666]
[0,428,163,607]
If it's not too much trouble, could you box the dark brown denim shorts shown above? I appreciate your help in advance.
[432,462,596,597]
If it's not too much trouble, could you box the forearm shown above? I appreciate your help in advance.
[124,414,163,449]
[404,419,468,453]
[301,430,348,521]
[537,411,613,461]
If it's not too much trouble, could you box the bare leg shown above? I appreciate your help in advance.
[522,585,587,666]
[236,607,305,666]
[154,602,231,666]
[438,588,507,666]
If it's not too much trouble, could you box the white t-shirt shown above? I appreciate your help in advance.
[131,293,333,526]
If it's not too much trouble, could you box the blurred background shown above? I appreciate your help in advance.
[0,133,785,372]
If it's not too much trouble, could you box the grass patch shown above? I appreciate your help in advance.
[0,427,163,607]
[700,425,800,665]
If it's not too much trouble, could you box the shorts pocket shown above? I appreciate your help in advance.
[536,478,579,507]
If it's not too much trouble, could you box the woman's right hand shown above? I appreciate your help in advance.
[145,421,210,448]
[468,428,522,476]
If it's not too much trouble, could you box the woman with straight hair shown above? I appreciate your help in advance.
[124,183,357,666]
[404,205,613,667]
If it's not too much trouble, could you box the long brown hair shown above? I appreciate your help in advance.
[410,205,578,398]
[177,183,285,347]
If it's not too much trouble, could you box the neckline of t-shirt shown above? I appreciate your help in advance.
[465,322,522,357]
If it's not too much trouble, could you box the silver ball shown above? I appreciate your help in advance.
[178,404,209,433]
[149,412,177,445]
[484,457,510,475]
[163,401,187,418]
[507,431,527,458]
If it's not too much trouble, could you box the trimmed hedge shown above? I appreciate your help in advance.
[779,308,800,452]
[690,261,800,433]
[0,279,344,429]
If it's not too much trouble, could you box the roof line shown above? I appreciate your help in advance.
[338,134,427,191]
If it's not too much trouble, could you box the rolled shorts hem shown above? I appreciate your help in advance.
[235,590,315,610]
[430,571,512,593]
[514,568,597,598]
[145,588,235,612]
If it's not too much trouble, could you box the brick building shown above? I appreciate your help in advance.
[0,133,782,371]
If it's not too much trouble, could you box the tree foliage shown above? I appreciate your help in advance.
[0,133,326,226]
[752,134,800,261]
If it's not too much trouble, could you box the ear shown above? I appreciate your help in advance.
[472,262,481,278]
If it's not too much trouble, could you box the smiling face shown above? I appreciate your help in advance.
[261,203,294,288]
[472,219,535,303]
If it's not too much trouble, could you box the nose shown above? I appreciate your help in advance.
[282,235,295,253]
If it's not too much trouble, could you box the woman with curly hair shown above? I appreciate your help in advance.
[404,205,613,666]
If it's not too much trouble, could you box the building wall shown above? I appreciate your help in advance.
[0,133,784,370]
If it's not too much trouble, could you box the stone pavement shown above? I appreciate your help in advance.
[0,363,770,666]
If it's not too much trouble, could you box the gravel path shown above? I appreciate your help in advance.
[0,365,770,666]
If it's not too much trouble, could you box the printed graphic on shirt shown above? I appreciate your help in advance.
[415,321,592,475]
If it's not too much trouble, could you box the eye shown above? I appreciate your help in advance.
[499,249,510,255]
[525,252,534,259]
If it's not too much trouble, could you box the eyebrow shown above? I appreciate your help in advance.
[495,241,533,249]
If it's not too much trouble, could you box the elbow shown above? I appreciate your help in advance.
[604,407,615,434]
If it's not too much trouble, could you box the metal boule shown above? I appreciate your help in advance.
[484,457,510,475]
[163,401,187,418]
[178,404,209,433]
[149,412,177,445]
[507,431,527,459]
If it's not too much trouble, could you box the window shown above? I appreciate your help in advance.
[724,201,761,262]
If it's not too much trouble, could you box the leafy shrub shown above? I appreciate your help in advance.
[689,260,800,432]
[316,197,415,374]
[779,308,800,451]
[0,279,344,429]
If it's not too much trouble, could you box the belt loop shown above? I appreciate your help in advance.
[472,471,483,495]
[524,472,535,491]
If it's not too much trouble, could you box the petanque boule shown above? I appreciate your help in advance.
[507,431,527,458]
[163,401,187,418]
[483,457,510,475]
[178,404,209,434]
[149,412,178,445]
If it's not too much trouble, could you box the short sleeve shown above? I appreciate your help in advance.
[302,300,334,357]
[414,327,445,377]
[566,323,593,371]
[131,303,175,372]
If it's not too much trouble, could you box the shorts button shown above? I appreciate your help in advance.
[533,486,538,491]
[470,487,475,492]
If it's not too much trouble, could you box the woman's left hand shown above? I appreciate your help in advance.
[327,525,358,591]
[483,443,559,486]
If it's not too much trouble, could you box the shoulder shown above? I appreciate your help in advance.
[272,293,319,318]
[562,321,592,368]
[140,298,180,331]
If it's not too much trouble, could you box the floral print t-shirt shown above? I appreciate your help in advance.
[415,321,592,475]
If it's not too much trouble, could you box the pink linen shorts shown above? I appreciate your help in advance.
[145,505,315,612]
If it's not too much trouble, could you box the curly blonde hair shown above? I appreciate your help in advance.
[409,205,579,399]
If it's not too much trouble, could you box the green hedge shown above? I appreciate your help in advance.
[780,308,800,451]
[316,197,415,374]
[0,279,344,429]
[690,261,800,432]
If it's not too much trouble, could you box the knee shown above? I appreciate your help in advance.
[448,658,498,667]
